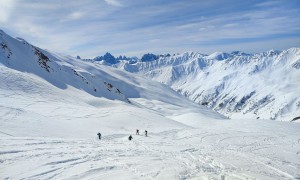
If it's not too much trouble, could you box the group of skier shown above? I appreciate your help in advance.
[128,129,147,140]
[97,129,148,141]
[135,129,147,136]
[128,129,148,141]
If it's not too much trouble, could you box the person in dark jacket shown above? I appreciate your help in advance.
[136,129,139,135]
[128,135,133,141]
[145,130,148,137]
[97,132,101,140]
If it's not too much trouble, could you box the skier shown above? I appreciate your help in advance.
[97,132,101,140]
[136,129,139,135]
[128,135,133,141]
[145,130,148,137]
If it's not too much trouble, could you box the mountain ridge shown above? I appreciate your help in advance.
[99,47,300,121]
[1,29,299,121]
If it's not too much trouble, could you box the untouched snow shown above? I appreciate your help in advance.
[1,30,300,179]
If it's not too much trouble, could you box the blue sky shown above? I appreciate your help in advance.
[0,0,299,58]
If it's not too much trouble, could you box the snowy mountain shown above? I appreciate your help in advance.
[0,29,224,138]
[1,30,300,179]
[107,49,300,121]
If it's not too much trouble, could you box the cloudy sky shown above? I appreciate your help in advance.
[0,0,299,58]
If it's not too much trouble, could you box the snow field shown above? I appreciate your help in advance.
[1,119,300,179]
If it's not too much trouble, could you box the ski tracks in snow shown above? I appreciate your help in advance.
[1,129,299,179]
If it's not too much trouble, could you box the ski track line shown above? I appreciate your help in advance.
[45,158,82,166]
[253,159,295,179]
[0,150,26,155]
[0,130,14,137]
[200,133,228,143]
[217,135,246,143]
[28,168,62,179]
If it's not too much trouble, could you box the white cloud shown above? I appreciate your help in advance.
[0,0,16,23]
[69,12,84,19]
[223,23,239,28]
[104,0,123,7]
[1,0,298,58]
[255,0,281,7]
[60,11,85,22]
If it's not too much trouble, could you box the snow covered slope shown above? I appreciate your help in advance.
[112,49,300,121]
[0,29,224,138]
[1,31,300,179]
[1,119,300,179]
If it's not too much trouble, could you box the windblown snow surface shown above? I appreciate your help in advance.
[1,30,300,179]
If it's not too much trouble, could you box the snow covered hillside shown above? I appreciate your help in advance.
[0,29,224,138]
[107,49,300,121]
[1,30,300,179]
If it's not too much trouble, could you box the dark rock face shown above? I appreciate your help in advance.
[34,47,51,72]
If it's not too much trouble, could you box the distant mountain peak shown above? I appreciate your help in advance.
[207,52,231,61]
[109,47,300,121]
